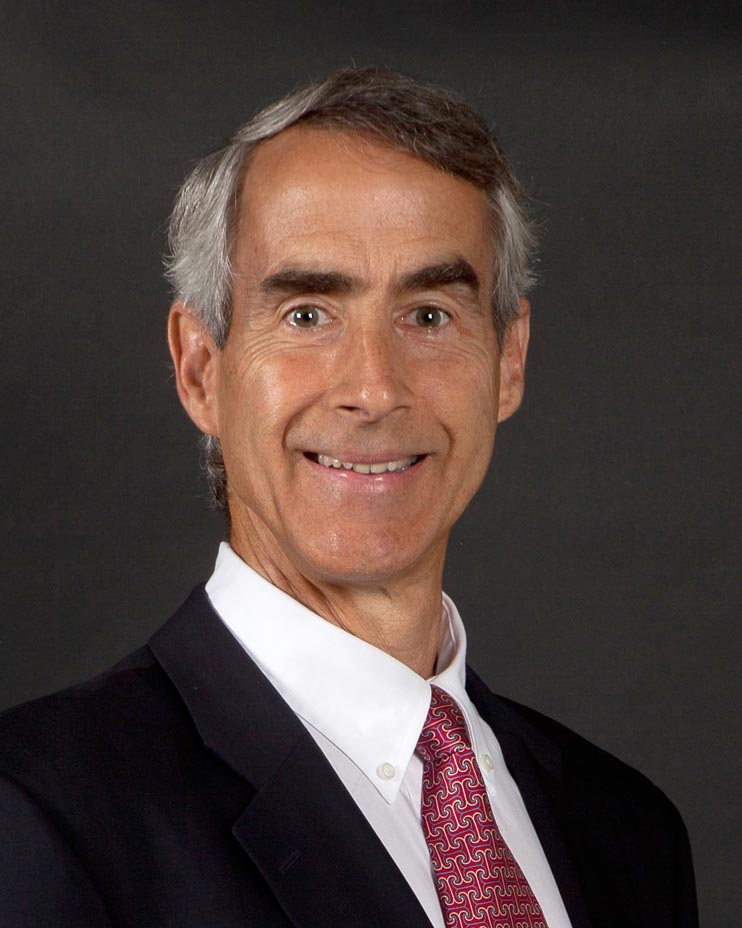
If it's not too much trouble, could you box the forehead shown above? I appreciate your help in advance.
[233,126,493,285]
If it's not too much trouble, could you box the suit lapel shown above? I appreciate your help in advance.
[467,666,633,928]
[149,586,432,928]
[233,734,432,928]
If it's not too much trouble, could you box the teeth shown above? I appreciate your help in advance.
[316,454,419,474]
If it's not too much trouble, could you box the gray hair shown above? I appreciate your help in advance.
[164,67,538,517]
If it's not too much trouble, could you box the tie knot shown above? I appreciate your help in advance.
[416,685,471,762]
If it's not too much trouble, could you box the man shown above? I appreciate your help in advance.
[0,68,697,927]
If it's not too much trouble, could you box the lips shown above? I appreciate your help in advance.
[306,453,422,474]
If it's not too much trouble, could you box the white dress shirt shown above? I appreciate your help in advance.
[206,542,572,927]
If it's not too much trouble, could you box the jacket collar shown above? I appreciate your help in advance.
[149,585,433,928]
[466,668,593,928]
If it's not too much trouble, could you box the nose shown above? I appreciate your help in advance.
[329,315,412,420]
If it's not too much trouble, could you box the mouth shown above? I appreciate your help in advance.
[304,452,423,475]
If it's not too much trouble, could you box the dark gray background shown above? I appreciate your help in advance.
[2,1,739,923]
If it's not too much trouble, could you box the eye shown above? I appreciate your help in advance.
[411,306,451,329]
[286,305,330,328]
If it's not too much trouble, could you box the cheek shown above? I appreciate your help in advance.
[216,344,326,454]
[427,350,500,436]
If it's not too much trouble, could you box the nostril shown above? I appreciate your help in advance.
[339,404,374,416]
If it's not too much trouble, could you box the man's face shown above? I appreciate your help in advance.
[184,127,526,589]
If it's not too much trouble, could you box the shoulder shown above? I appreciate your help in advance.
[467,666,685,827]
[0,646,190,797]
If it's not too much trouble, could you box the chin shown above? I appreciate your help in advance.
[294,537,441,588]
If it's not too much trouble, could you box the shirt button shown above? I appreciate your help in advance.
[480,753,494,773]
[377,762,396,781]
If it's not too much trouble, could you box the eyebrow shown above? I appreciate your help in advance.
[395,259,480,297]
[258,257,481,299]
[260,268,358,297]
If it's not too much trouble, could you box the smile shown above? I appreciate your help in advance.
[312,453,420,474]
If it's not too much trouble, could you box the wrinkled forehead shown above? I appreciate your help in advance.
[232,125,494,292]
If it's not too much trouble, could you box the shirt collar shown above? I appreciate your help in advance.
[205,542,472,803]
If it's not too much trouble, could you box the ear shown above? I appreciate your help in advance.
[497,297,530,423]
[167,302,221,435]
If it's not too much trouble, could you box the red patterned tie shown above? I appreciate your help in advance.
[416,685,547,928]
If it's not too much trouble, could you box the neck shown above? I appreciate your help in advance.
[230,526,445,679]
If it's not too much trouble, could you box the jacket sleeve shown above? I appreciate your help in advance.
[0,774,112,927]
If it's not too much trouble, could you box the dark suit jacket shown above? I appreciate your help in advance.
[0,586,698,927]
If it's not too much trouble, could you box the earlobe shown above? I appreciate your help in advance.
[497,297,530,423]
[167,302,221,435]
